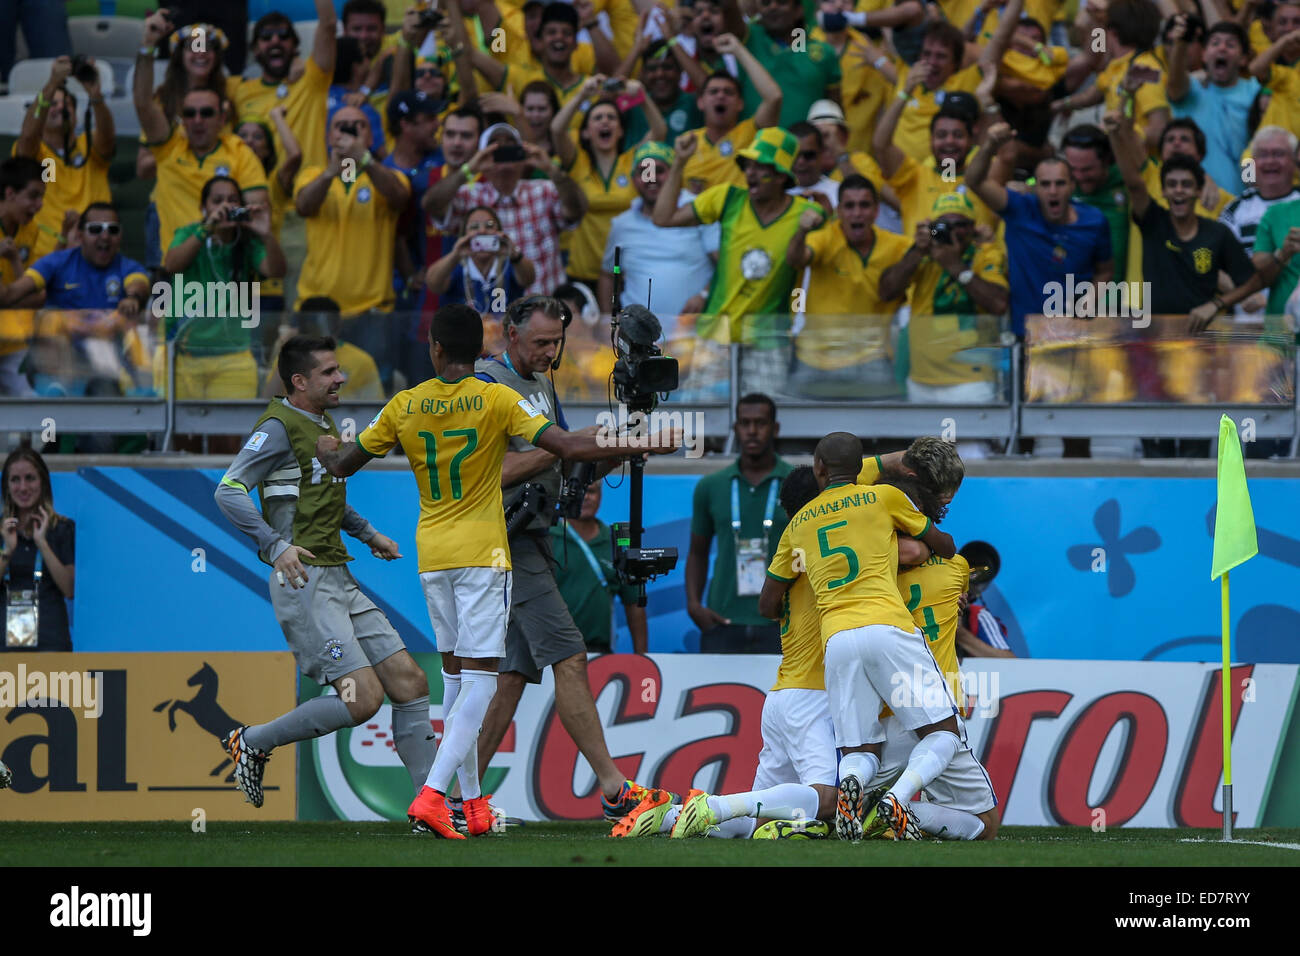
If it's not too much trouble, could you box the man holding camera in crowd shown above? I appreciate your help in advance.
[12,55,114,264]
[470,294,658,821]
[425,122,587,295]
[687,393,791,654]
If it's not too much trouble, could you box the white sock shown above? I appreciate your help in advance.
[425,670,496,794]
[908,801,985,840]
[888,732,959,804]
[440,670,462,720]
[838,750,880,786]
[707,817,757,838]
[660,805,681,834]
[711,783,820,823]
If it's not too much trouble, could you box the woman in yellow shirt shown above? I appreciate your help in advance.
[550,75,667,287]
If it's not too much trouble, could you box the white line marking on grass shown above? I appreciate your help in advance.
[1179,838,1300,850]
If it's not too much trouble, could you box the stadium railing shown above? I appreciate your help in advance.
[0,308,1294,454]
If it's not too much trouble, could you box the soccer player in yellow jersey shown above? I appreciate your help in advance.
[760,432,963,842]
[862,471,1001,841]
[655,466,936,840]
[316,303,677,839]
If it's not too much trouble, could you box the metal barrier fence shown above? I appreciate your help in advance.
[0,309,1294,453]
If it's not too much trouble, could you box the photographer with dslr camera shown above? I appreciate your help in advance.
[424,206,534,318]
[12,55,114,264]
[879,193,1008,454]
[161,175,286,401]
[470,294,657,822]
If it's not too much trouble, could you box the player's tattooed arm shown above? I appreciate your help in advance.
[316,435,372,478]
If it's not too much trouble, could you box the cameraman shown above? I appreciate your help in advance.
[471,294,654,821]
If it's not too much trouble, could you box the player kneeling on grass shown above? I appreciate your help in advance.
[761,432,964,842]
[616,465,932,840]
[315,304,680,839]
[857,469,1000,841]
[215,335,433,811]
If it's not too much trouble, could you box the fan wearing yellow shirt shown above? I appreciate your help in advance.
[874,93,1000,241]
[1247,12,1300,134]
[11,58,115,263]
[470,1,617,130]
[678,32,784,196]
[229,0,337,175]
[991,13,1073,167]
[0,157,46,386]
[878,192,1010,404]
[785,175,910,398]
[888,17,1014,164]
[315,302,679,839]
[550,76,667,285]
[811,0,911,154]
[138,85,270,256]
[1053,0,1170,155]
[760,431,962,842]
[294,107,411,317]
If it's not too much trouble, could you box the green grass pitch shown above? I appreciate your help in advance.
[3,822,1298,866]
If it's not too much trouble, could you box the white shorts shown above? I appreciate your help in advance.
[823,623,959,748]
[753,688,838,790]
[868,715,997,815]
[420,566,512,660]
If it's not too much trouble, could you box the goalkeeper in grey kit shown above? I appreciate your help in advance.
[213,334,435,810]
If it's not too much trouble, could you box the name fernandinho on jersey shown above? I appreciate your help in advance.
[788,488,880,530]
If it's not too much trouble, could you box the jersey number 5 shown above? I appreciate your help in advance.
[817,521,860,589]
[418,427,480,500]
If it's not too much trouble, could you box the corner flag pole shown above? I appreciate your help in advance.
[1221,571,1232,841]
[1211,414,1258,842]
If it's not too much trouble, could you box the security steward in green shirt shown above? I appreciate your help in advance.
[686,393,792,653]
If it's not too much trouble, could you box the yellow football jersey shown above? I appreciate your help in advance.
[149,127,269,254]
[891,63,982,164]
[768,481,932,643]
[887,152,1000,242]
[563,145,637,281]
[682,119,755,197]
[773,573,825,691]
[228,57,332,174]
[16,135,112,262]
[357,375,554,573]
[293,164,410,315]
[897,552,970,714]
[857,455,883,485]
[1097,50,1169,147]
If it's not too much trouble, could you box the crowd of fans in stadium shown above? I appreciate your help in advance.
[0,0,1299,456]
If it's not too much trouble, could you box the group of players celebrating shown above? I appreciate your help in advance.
[610,436,999,842]
[214,295,996,842]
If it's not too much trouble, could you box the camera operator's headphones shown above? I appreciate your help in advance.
[504,294,572,371]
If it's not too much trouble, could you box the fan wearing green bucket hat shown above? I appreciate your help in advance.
[878,191,1010,405]
[653,126,822,397]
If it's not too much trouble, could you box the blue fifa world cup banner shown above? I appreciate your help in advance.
[65,467,1300,662]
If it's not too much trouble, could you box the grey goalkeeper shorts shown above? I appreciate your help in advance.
[268,563,405,685]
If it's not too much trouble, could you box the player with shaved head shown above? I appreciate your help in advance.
[760,431,965,841]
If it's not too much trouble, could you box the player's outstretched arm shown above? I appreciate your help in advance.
[534,424,680,461]
[316,435,374,478]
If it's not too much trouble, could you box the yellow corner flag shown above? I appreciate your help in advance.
[1212,415,1258,581]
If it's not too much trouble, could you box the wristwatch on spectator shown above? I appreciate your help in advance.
[958,269,974,286]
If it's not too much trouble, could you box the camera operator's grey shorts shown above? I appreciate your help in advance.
[504,535,587,684]
[269,564,405,685]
